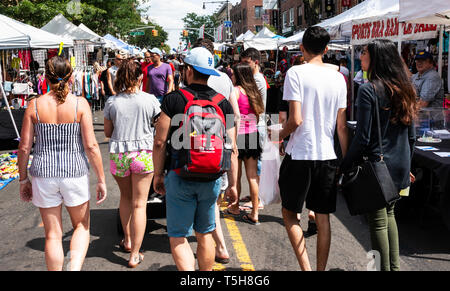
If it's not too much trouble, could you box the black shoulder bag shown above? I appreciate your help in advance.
[339,92,400,216]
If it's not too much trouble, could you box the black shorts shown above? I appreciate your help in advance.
[237,132,262,160]
[278,155,338,214]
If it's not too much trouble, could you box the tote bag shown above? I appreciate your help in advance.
[339,92,400,216]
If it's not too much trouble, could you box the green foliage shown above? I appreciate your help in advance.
[181,12,219,45]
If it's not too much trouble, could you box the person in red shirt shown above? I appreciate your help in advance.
[141,52,153,92]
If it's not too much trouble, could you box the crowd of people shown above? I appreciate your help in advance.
[15,24,446,271]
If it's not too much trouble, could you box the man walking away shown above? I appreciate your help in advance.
[153,47,236,271]
[270,26,349,271]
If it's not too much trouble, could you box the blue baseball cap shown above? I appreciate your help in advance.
[183,47,220,77]
[415,50,433,60]
[150,48,163,56]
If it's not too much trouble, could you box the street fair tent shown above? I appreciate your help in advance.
[236,30,255,42]
[42,14,103,44]
[399,0,450,25]
[103,34,131,51]
[0,14,74,49]
[254,27,276,39]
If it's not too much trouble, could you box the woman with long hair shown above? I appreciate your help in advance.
[104,58,161,268]
[227,63,265,225]
[340,39,417,271]
[18,56,107,271]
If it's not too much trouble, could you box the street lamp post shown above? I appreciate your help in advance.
[203,0,230,42]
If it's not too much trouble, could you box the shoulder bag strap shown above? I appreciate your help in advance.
[372,84,384,161]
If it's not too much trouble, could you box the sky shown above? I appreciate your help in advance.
[141,0,240,51]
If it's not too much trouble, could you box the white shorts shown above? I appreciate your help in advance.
[31,175,91,208]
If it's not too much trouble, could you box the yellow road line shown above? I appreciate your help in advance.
[220,203,255,271]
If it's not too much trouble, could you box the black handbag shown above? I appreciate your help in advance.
[339,92,400,216]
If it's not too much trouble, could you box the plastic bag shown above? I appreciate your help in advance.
[258,139,281,206]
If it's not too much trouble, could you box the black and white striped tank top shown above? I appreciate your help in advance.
[29,98,89,178]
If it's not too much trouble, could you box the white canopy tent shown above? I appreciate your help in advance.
[0,14,74,49]
[236,30,255,42]
[42,14,103,44]
[254,27,276,39]
[399,0,450,25]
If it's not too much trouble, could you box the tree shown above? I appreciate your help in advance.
[181,12,219,45]
[264,24,278,35]
[303,0,321,27]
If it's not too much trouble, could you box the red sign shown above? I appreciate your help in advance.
[342,0,351,7]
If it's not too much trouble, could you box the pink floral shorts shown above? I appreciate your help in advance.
[110,150,154,177]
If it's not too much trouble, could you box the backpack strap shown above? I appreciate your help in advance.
[178,88,196,102]
[211,93,225,105]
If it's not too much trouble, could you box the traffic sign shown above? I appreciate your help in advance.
[224,21,232,28]
[130,31,145,36]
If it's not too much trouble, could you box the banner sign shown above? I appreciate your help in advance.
[263,0,278,10]
[351,15,438,45]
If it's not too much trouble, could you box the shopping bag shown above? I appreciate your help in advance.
[259,139,281,206]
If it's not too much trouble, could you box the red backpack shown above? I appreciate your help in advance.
[172,88,231,182]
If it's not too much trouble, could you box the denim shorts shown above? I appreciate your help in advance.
[165,171,221,237]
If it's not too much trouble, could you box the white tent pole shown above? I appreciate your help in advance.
[398,22,403,55]
[0,82,21,141]
[438,25,444,78]
[351,45,355,121]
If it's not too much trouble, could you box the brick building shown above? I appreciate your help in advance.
[278,0,366,36]
[230,0,273,40]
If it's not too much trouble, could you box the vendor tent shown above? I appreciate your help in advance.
[42,14,103,43]
[254,27,276,39]
[399,0,450,25]
[79,23,117,50]
[0,14,73,49]
[236,30,255,41]
[103,34,131,51]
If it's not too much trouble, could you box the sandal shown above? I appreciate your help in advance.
[119,239,131,253]
[242,214,260,226]
[223,208,240,216]
[128,253,144,268]
[215,256,230,264]
[241,202,264,210]
[240,196,251,203]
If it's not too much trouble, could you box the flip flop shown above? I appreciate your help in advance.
[215,256,230,264]
[240,196,251,202]
[223,209,241,216]
[119,239,131,253]
[128,253,144,268]
[240,204,264,211]
[242,214,260,226]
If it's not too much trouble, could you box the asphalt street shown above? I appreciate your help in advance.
[0,110,449,271]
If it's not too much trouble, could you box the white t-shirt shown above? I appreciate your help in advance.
[283,63,347,161]
[208,71,233,100]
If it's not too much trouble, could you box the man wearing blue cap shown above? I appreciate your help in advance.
[411,50,444,108]
[152,47,236,271]
[146,48,174,103]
